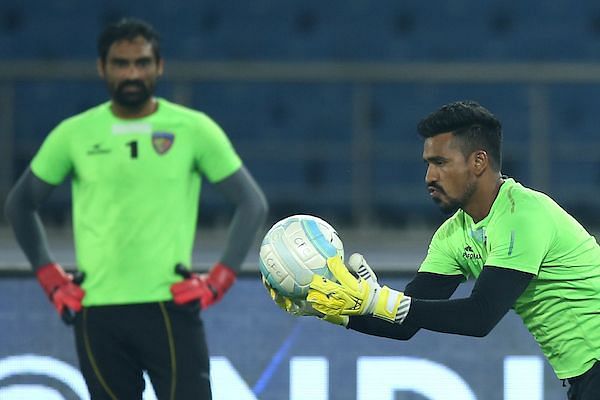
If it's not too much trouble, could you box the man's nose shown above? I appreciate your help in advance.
[425,165,437,184]
[125,64,142,79]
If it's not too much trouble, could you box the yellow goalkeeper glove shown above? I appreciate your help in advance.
[307,255,411,324]
[261,275,348,327]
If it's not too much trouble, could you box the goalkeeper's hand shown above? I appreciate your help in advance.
[261,275,348,327]
[171,263,236,309]
[307,254,411,324]
[36,263,85,324]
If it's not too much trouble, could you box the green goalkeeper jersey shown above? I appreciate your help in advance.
[31,98,242,306]
[419,178,600,379]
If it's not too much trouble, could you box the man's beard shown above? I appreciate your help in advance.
[111,80,153,108]
[431,181,477,215]
[433,196,461,215]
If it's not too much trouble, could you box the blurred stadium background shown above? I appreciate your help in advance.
[1,1,600,399]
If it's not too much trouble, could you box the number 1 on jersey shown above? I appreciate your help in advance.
[126,140,138,159]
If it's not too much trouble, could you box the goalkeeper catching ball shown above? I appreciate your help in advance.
[271,100,600,400]
[5,18,268,399]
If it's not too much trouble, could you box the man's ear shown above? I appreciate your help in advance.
[157,58,164,78]
[97,58,105,79]
[472,150,488,176]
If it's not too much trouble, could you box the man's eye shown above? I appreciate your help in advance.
[136,59,153,67]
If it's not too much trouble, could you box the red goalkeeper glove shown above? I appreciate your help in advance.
[36,263,85,324]
[170,263,237,309]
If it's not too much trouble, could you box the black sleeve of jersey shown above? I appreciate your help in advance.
[406,266,534,337]
[347,272,463,340]
[4,168,57,269]
[348,267,534,339]
[211,166,268,272]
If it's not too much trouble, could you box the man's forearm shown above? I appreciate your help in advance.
[6,196,53,269]
[5,169,55,269]
[220,197,268,271]
[407,267,533,336]
[214,167,268,272]
[347,267,532,339]
[347,271,464,340]
[348,314,421,340]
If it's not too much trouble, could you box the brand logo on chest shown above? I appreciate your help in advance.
[87,143,111,155]
[463,245,482,260]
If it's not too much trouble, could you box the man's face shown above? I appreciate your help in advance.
[98,36,163,108]
[422,132,477,214]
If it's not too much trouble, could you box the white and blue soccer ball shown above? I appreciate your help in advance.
[259,214,344,299]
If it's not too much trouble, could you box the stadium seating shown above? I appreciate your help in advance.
[4,1,600,226]
[1,0,599,61]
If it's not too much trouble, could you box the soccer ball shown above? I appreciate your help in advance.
[259,214,344,299]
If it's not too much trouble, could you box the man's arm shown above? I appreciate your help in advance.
[348,272,463,340]
[211,166,269,272]
[4,167,56,269]
[5,168,84,322]
[171,166,268,308]
[348,267,533,339]
[406,266,533,337]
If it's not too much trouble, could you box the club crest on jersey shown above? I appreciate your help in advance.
[152,132,174,155]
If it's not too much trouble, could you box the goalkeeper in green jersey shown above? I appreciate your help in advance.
[272,100,600,400]
[5,18,268,399]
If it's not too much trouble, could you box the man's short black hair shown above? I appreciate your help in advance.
[97,18,161,63]
[417,100,503,171]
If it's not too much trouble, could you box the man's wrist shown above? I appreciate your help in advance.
[35,262,62,276]
[35,262,67,296]
[210,263,237,290]
[372,286,411,324]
